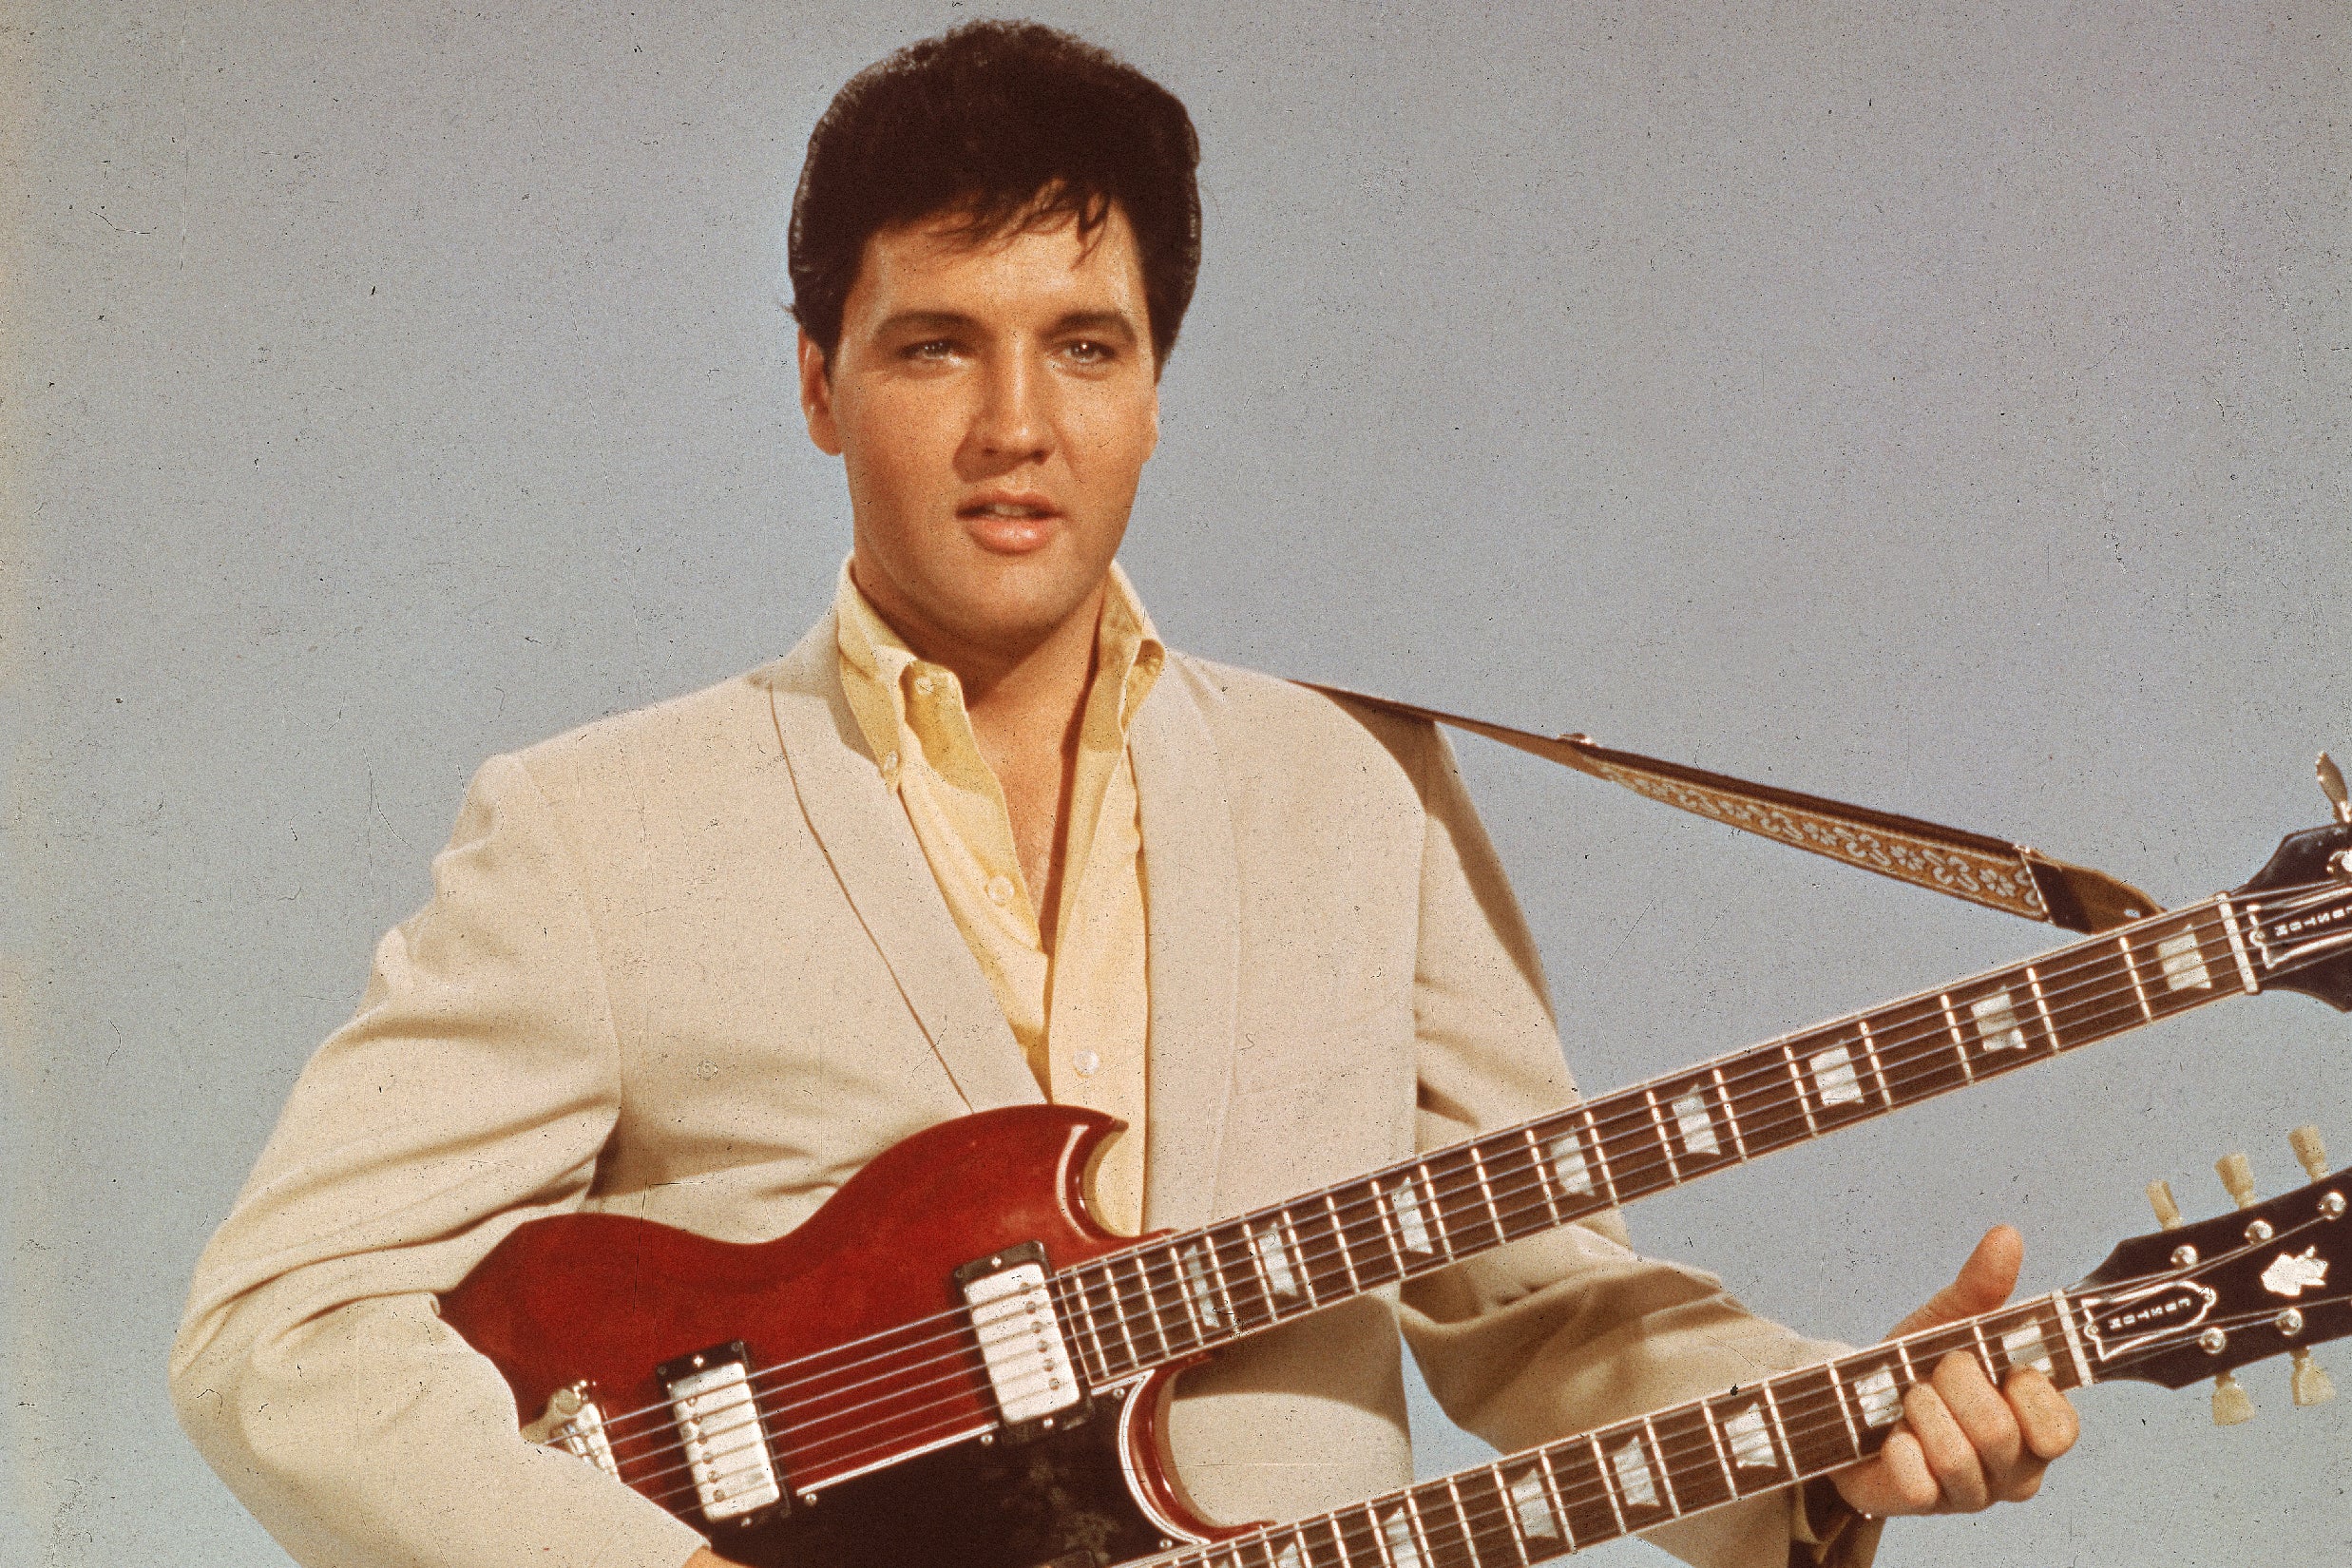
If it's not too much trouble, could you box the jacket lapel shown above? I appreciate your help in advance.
[1131,667,1242,1231]
[757,617,1042,1113]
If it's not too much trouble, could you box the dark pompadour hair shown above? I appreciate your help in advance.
[789,21,1202,370]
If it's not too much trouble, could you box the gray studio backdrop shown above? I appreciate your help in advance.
[7,3,2349,1564]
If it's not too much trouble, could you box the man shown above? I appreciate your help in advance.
[172,21,2075,1568]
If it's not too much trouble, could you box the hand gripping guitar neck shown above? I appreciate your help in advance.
[1119,1138,2351,1568]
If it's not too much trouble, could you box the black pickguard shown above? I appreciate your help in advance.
[705,1398,1179,1568]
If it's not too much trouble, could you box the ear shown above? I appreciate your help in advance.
[797,329,844,456]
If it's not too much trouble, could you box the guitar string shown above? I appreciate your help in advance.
[608,972,2193,1501]
[564,890,2243,1455]
[623,1286,2066,1508]
[586,890,2344,1482]
[552,879,2345,1463]
[615,1074,2227,1501]
[577,906,2238,1473]
[632,1190,2345,1520]
[578,908,2261,1483]
[1143,1290,2350,1568]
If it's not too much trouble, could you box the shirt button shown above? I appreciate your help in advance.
[880,751,901,783]
[912,673,936,697]
[985,874,1015,907]
[1072,1050,1101,1078]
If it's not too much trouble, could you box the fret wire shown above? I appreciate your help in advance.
[2054,1291,2095,1387]
[2027,966,2061,1051]
[1202,1227,1246,1336]
[1438,1477,1481,1568]
[1325,1195,1364,1294]
[1698,1398,1738,1498]
[1592,1433,1629,1536]
[1103,1260,1141,1373]
[1399,1489,1435,1568]
[1369,1184,1408,1276]
[1481,1470,1533,1568]
[1893,1341,1916,1389]
[1710,1065,1750,1159]
[1827,1367,1863,1453]
[1640,1089,1683,1184]
[2118,933,2153,1018]
[1282,1213,1320,1310]
[1422,1165,1460,1260]
[1969,1319,1999,1386]
[1466,1145,1507,1247]
[1239,1221,1278,1327]
[1760,1379,1794,1477]
[1126,1253,1169,1362]
[1938,992,1975,1081]
[1521,1127,1566,1229]
[1643,1415,1681,1517]
[2214,900,2262,992]
[1582,1107,1622,1206]
[1857,1018,1893,1107]
[1780,1042,1822,1137]
[1064,1272,1109,1386]
[1535,1447,1577,1555]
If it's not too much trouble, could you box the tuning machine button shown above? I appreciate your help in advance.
[2320,753,2352,829]
[2291,1350,2336,1408]
[2211,1370,2256,1425]
[2289,1125,2329,1182]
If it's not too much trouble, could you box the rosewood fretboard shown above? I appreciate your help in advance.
[1139,1290,2094,1568]
[1050,898,2255,1386]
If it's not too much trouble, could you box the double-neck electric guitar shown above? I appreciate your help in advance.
[439,818,2352,1566]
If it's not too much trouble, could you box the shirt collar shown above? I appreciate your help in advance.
[832,558,1165,774]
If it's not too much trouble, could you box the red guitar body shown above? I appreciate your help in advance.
[439,1105,1232,1567]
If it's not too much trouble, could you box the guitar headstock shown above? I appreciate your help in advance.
[2072,1128,2348,1413]
[2226,813,2352,1012]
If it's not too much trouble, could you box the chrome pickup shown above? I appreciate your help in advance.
[521,1381,620,1480]
[656,1341,786,1523]
[954,1242,1086,1434]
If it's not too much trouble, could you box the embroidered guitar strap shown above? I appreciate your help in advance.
[1304,683,2161,933]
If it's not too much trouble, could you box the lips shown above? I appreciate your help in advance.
[958,493,1061,554]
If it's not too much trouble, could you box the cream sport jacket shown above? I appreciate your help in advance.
[173,614,1861,1568]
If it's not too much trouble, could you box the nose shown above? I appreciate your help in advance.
[963,344,1052,472]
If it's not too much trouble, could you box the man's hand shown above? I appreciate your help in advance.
[1829,1226,2079,1517]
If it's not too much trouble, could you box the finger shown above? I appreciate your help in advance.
[1932,1350,2024,1481]
[1830,1429,1941,1518]
[1903,1380,1991,1513]
[2006,1368,2082,1464]
[1885,1226,2022,1339]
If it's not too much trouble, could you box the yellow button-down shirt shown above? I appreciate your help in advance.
[835,562,1163,1233]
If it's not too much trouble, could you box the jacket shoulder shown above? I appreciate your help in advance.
[1163,652,1442,802]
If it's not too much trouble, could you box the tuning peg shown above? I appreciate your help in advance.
[2320,753,2352,828]
[2290,1349,2336,1407]
[2289,1125,2329,1183]
[2217,1152,2258,1210]
[2211,1370,2257,1425]
[2147,1179,2183,1229]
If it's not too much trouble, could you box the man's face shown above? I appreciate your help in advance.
[800,202,1160,663]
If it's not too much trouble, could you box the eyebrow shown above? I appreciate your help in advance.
[871,308,1142,344]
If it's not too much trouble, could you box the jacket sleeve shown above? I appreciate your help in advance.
[1391,724,1884,1568]
[169,753,709,1568]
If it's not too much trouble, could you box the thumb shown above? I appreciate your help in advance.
[1884,1224,2022,1340]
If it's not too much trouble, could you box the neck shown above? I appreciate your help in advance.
[849,557,1108,724]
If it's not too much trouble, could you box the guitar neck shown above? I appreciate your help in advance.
[1055,896,2257,1386]
[1144,1289,2098,1568]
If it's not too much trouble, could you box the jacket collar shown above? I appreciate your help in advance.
[758,617,1244,1231]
